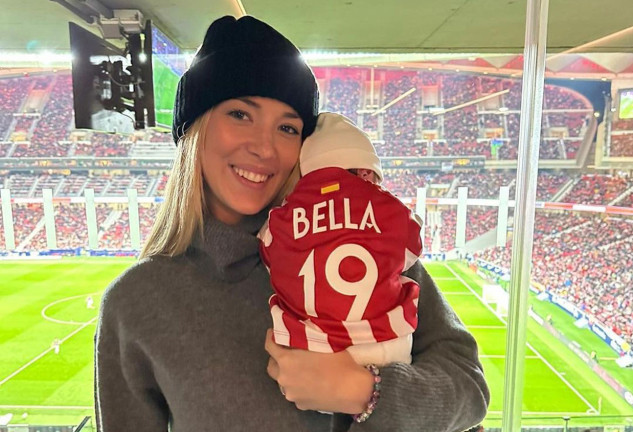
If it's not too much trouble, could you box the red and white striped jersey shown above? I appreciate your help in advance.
[259,167,422,353]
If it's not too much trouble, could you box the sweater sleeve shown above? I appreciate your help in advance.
[346,261,490,432]
[94,282,169,431]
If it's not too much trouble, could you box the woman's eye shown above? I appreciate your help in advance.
[280,125,300,135]
[228,110,249,120]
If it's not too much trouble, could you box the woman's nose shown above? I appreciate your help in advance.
[247,127,276,159]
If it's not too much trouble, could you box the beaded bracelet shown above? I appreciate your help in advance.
[352,364,381,423]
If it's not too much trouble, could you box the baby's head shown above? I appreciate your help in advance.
[300,112,383,183]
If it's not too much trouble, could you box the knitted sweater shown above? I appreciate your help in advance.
[94,212,489,432]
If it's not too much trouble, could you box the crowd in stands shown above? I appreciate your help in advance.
[73,133,133,157]
[466,207,498,241]
[9,203,44,249]
[374,139,427,157]
[0,77,33,138]
[381,170,454,198]
[536,171,570,201]
[13,75,73,157]
[2,173,166,198]
[32,76,53,90]
[621,191,633,208]
[323,76,361,121]
[0,143,9,158]
[0,69,598,162]
[441,75,480,154]
[2,176,631,344]
[360,113,378,135]
[53,203,89,249]
[547,113,586,137]
[476,213,633,343]
[610,118,633,157]
[1,69,630,348]
[13,116,36,134]
[562,174,632,205]
[139,205,159,244]
[500,81,522,110]
[451,171,515,199]
[544,86,588,110]
[0,170,580,202]
[610,133,633,157]
[99,208,130,250]
[7,169,632,215]
[424,207,499,251]
[382,72,419,143]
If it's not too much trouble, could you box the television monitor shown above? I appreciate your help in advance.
[150,25,186,130]
[619,88,633,119]
[69,22,135,133]
[69,21,158,133]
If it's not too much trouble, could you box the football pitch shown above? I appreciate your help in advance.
[620,93,633,120]
[0,258,632,428]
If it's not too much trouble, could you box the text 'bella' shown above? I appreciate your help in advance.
[293,198,381,240]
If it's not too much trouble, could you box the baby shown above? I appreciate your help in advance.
[259,112,422,366]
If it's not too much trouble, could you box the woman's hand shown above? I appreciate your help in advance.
[265,329,374,414]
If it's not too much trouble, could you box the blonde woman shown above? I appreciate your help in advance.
[94,15,489,432]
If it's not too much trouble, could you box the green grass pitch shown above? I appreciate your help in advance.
[0,258,632,428]
[151,57,180,128]
[620,96,633,120]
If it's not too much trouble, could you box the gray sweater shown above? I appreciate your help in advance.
[94,212,489,432]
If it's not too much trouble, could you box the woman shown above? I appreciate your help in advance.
[94,15,489,432]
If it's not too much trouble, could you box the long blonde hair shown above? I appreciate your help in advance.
[140,111,302,259]
[140,114,209,258]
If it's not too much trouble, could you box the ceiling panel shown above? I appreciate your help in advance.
[0,0,631,54]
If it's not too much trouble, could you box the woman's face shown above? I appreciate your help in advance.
[201,97,303,224]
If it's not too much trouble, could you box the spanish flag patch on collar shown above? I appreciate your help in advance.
[320,182,340,194]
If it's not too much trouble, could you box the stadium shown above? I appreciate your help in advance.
[1,1,633,431]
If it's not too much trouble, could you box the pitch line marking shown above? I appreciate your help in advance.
[41,293,100,325]
[0,317,97,388]
[443,292,475,295]
[443,262,598,414]
[481,354,539,359]
[487,410,594,416]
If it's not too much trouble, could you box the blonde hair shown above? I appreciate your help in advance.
[272,161,300,206]
[140,110,303,259]
[140,114,209,259]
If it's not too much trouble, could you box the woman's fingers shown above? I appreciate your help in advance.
[267,357,279,381]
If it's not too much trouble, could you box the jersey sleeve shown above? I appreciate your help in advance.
[257,215,273,272]
[403,211,423,271]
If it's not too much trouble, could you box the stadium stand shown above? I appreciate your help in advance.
[12,74,73,158]
[561,174,632,205]
[0,69,630,343]
[610,119,633,157]
[0,70,596,162]
[476,213,633,342]
[0,76,33,140]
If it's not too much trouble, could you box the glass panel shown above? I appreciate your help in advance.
[3,3,631,430]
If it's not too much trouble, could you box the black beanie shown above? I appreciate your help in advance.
[172,15,319,144]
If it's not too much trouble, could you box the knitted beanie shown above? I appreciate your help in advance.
[300,113,383,181]
[172,15,319,144]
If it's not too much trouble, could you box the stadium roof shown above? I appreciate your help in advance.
[1,0,632,75]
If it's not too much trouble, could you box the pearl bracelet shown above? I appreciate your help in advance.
[352,364,381,423]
